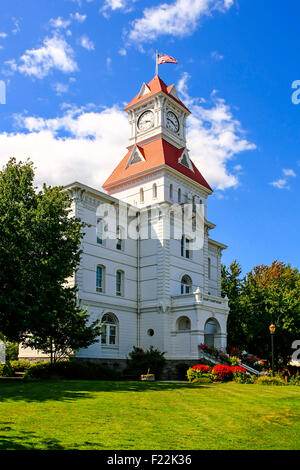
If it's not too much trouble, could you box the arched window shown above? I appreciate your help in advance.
[101,313,118,346]
[140,187,144,203]
[178,188,181,203]
[116,270,124,296]
[116,226,124,251]
[96,265,105,292]
[169,184,173,200]
[96,218,103,245]
[152,183,157,199]
[204,318,220,348]
[181,275,192,294]
[177,316,191,331]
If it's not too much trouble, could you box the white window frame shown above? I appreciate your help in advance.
[116,270,124,296]
[101,313,118,347]
[96,265,105,293]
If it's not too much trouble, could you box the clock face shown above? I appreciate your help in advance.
[166,111,179,133]
[138,110,154,131]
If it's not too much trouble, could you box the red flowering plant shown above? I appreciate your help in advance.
[187,364,212,382]
[192,364,211,373]
[212,364,233,381]
[230,366,247,374]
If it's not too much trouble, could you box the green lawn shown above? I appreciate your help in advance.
[0,380,299,450]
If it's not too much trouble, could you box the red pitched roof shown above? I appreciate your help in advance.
[124,75,190,113]
[102,138,212,192]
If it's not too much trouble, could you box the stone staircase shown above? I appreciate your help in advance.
[199,350,262,376]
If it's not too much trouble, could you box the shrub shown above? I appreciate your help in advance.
[289,375,300,386]
[0,362,14,377]
[212,364,232,381]
[229,356,240,366]
[233,369,255,384]
[24,360,121,380]
[256,376,286,386]
[187,364,212,383]
[125,346,166,379]
[5,342,19,361]
[10,360,32,373]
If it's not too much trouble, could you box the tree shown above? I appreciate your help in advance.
[221,260,245,348]
[239,262,300,367]
[0,158,102,361]
[222,260,300,367]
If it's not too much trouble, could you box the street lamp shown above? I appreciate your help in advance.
[269,324,276,373]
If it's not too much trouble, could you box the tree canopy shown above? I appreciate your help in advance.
[0,158,102,361]
[222,260,300,367]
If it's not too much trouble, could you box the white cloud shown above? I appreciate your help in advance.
[101,0,132,16]
[0,33,8,39]
[11,18,21,35]
[177,73,255,190]
[78,35,95,50]
[211,50,224,60]
[70,12,87,22]
[270,168,297,189]
[0,106,129,189]
[128,0,234,43]
[118,48,127,56]
[270,178,290,190]
[283,168,296,177]
[10,35,78,79]
[52,82,69,95]
[49,17,71,29]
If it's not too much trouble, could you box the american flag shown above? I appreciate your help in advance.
[157,53,178,65]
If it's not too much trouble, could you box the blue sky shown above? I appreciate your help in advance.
[0,0,299,274]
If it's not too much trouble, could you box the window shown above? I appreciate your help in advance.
[96,265,105,292]
[181,275,192,294]
[177,316,191,331]
[170,211,174,239]
[169,184,173,200]
[116,226,124,251]
[96,218,103,245]
[181,236,190,259]
[140,188,144,203]
[116,270,124,296]
[101,313,118,346]
[208,257,211,280]
[178,188,181,203]
[152,183,157,199]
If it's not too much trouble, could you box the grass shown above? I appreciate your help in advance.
[0,380,299,450]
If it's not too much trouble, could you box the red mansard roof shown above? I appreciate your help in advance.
[102,138,212,192]
[124,75,190,113]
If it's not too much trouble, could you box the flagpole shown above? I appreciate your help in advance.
[155,50,158,76]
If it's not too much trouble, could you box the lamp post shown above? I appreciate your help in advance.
[269,324,276,373]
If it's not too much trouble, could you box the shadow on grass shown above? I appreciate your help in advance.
[0,380,208,403]
[0,429,106,450]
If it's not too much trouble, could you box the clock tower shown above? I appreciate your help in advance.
[125,75,190,149]
[103,74,212,207]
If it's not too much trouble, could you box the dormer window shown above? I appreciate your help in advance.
[179,151,194,172]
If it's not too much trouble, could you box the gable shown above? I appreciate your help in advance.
[179,151,194,172]
[125,145,145,168]
[137,82,151,98]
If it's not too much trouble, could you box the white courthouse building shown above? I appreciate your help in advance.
[20,75,229,375]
